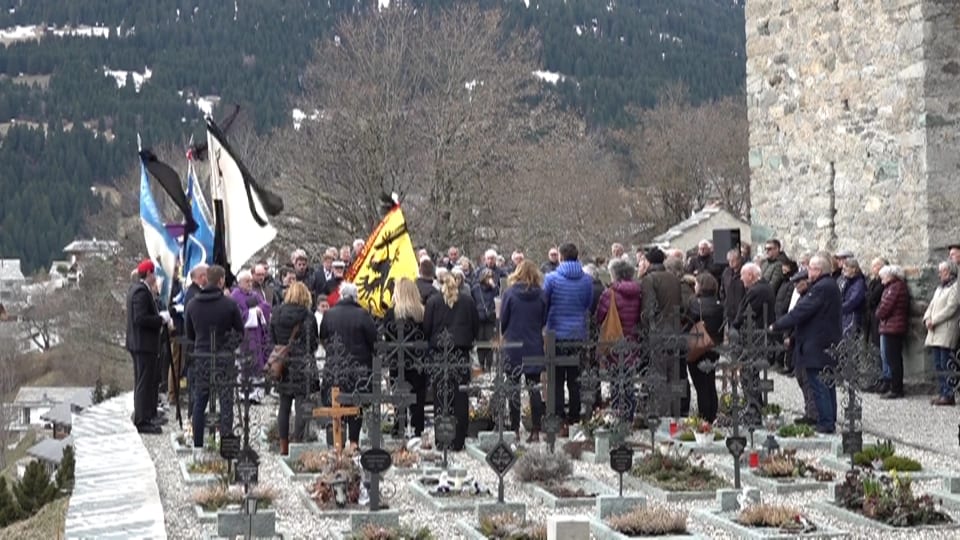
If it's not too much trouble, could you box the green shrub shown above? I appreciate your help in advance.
[777,423,815,438]
[881,456,922,472]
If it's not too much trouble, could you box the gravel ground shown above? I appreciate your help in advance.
[144,373,960,540]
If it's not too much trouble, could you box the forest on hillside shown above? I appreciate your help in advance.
[0,0,746,273]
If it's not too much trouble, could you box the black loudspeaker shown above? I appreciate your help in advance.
[712,229,741,265]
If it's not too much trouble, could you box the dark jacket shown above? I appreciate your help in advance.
[543,261,594,340]
[125,281,163,354]
[761,253,789,296]
[685,254,722,281]
[540,260,559,275]
[382,308,427,367]
[684,294,725,345]
[297,265,324,300]
[721,265,746,324]
[589,277,604,316]
[319,298,378,367]
[471,282,497,324]
[270,303,320,357]
[185,286,244,354]
[416,278,438,305]
[840,273,866,337]
[596,280,643,340]
[876,278,909,336]
[424,292,479,348]
[865,276,885,344]
[772,275,842,370]
[640,264,683,329]
[775,277,796,319]
[733,279,776,330]
[170,278,185,334]
[501,284,547,374]
[183,282,202,310]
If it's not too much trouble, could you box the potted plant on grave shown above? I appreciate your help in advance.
[756,450,834,482]
[477,513,546,539]
[581,408,615,438]
[776,423,816,438]
[630,446,728,492]
[347,524,434,540]
[467,395,494,438]
[308,452,364,509]
[762,403,783,430]
[391,446,419,469]
[852,440,922,472]
[736,503,819,533]
[834,469,952,527]
[694,421,715,445]
[605,506,689,536]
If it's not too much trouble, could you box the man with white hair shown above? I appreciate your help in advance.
[483,248,508,289]
[733,262,776,330]
[771,254,842,433]
[352,238,365,258]
[319,281,378,449]
[252,262,275,305]
[685,239,720,279]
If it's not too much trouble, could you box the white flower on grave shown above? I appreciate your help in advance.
[406,437,422,452]
[737,487,755,510]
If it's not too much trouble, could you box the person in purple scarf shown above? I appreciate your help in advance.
[231,269,272,402]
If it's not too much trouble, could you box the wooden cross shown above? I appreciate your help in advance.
[312,387,360,455]
[523,330,581,453]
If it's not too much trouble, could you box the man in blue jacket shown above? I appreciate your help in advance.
[770,255,842,434]
[543,243,594,432]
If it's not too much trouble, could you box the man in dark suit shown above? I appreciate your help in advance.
[771,255,843,433]
[125,259,167,434]
[733,263,776,330]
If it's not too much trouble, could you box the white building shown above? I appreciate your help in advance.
[13,387,93,428]
[0,259,25,301]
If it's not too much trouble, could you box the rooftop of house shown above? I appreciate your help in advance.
[62,239,119,254]
[0,259,25,282]
[27,435,73,464]
[651,205,747,246]
[14,387,94,407]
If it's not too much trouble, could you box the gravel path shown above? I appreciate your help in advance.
[144,372,960,540]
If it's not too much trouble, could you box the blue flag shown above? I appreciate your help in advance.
[139,159,181,307]
[182,159,214,277]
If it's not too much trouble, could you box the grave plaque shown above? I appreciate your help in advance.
[235,449,259,485]
[219,434,241,461]
[435,415,457,445]
[361,448,393,475]
[726,436,746,458]
[609,445,634,498]
[486,442,517,477]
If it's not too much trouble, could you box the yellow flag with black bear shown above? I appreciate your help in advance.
[345,197,418,318]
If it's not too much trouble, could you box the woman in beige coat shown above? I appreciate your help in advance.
[923,260,960,405]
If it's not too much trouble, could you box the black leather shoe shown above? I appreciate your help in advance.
[794,416,816,426]
[137,424,162,434]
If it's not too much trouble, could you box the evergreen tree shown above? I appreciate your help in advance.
[13,460,57,517]
[55,445,75,495]
[0,476,21,527]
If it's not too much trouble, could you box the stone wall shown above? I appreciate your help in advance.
[746,0,960,381]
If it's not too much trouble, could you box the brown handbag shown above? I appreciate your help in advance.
[599,287,624,354]
[267,322,302,380]
[687,299,715,364]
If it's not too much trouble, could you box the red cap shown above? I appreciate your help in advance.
[137,259,155,274]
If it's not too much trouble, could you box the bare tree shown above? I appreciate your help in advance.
[0,343,18,468]
[272,4,558,256]
[614,85,749,233]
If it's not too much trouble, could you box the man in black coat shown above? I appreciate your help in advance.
[319,282,378,447]
[733,263,776,331]
[184,264,244,449]
[125,259,166,434]
[771,255,842,433]
[416,258,439,305]
[720,249,746,326]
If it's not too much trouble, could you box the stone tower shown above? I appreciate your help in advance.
[746,0,960,264]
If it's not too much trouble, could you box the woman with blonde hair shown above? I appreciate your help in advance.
[424,273,479,451]
[269,281,319,455]
[383,277,428,436]
[501,260,547,441]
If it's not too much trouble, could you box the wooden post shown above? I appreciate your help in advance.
[312,387,360,454]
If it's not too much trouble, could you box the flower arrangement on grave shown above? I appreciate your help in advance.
[834,469,952,526]
[309,455,363,508]
[606,506,688,536]
[761,403,782,417]
[469,394,492,421]
[391,446,419,469]
[187,455,229,475]
[719,392,746,415]
[776,423,816,438]
[736,503,817,533]
[630,446,727,492]
[191,484,278,512]
[296,448,357,474]
[675,416,723,442]
[853,440,922,472]
[580,408,615,438]
[478,513,547,540]
[756,449,834,482]
[346,524,434,540]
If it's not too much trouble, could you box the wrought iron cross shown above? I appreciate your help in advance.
[377,317,428,438]
[420,329,470,468]
[824,334,882,468]
[523,330,581,453]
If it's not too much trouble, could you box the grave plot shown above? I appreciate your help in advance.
[170,431,192,456]
[813,469,960,532]
[819,440,939,480]
[589,496,705,539]
[407,468,496,512]
[456,513,547,540]
[179,453,229,486]
[464,431,523,463]
[190,484,278,525]
[298,451,369,518]
[694,490,849,539]
[280,449,342,482]
[337,524,434,540]
[626,448,727,502]
[514,448,612,509]
[715,448,836,495]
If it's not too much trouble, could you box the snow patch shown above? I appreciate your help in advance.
[532,70,564,84]
[185,95,220,116]
[292,108,322,130]
[574,25,583,36]
[52,25,110,38]
[103,66,152,92]
[378,0,391,9]
[521,0,530,7]
[0,25,39,41]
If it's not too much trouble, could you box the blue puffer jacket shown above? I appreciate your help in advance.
[543,261,594,340]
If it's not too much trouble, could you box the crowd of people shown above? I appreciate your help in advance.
[123,236,960,454]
